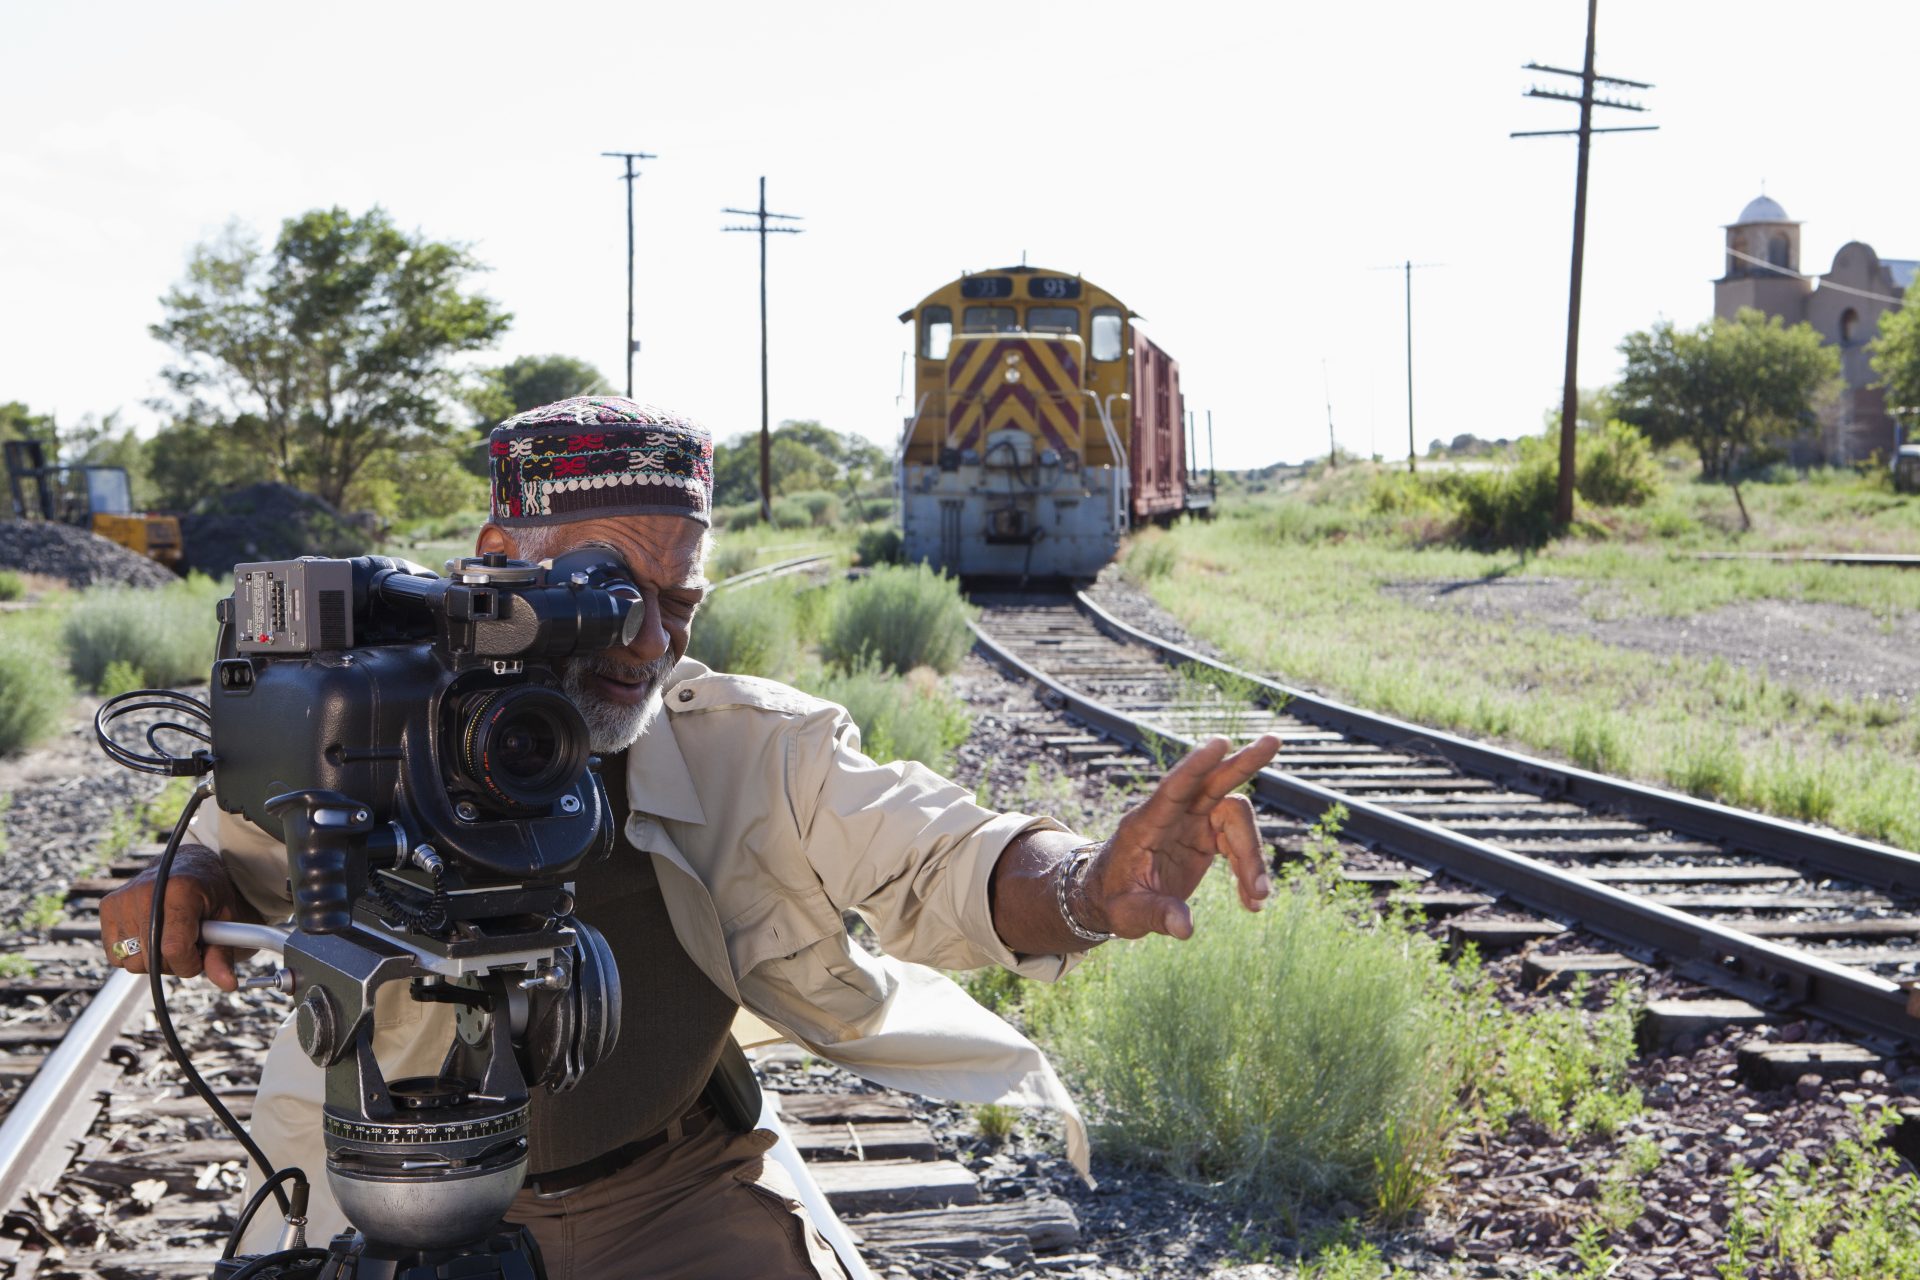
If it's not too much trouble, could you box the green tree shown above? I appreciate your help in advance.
[1614,308,1839,497]
[710,420,889,508]
[1870,279,1920,433]
[466,354,611,426]
[0,402,55,447]
[150,208,510,510]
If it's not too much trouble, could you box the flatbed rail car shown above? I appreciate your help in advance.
[895,265,1209,579]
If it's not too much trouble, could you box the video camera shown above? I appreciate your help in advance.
[98,548,646,1279]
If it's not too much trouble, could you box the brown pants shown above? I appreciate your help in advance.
[506,1126,848,1280]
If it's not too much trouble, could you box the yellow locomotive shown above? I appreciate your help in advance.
[896,265,1203,578]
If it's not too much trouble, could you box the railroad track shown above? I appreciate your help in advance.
[971,589,1920,1057]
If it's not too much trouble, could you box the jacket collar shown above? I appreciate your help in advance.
[619,657,708,826]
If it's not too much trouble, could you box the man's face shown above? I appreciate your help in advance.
[476,514,708,754]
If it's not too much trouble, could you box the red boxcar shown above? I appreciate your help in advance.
[1129,332,1188,523]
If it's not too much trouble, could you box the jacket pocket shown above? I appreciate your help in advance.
[723,882,842,979]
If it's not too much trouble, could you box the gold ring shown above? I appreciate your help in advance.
[109,937,142,960]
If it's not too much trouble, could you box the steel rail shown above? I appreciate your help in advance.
[0,969,146,1211]
[968,617,1920,1050]
[710,553,832,593]
[1693,551,1920,569]
[1072,591,1920,896]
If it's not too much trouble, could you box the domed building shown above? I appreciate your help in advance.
[1714,193,1917,463]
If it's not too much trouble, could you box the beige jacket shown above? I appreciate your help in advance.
[198,658,1089,1245]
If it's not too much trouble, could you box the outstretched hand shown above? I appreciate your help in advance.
[1076,734,1282,940]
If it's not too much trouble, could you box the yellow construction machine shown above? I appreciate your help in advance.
[4,439,184,568]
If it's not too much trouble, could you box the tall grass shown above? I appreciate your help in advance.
[63,576,226,690]
[821,563,974,675]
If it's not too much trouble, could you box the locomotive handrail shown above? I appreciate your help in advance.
[1083,391,1130,533]
[894,392,931,517]
[897,392,930,462]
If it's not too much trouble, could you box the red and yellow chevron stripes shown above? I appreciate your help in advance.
[944,336,1084,456]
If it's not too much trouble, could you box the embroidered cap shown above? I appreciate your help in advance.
[488,396,715,527]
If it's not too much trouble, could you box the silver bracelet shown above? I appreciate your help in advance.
[1055,842,1115,945]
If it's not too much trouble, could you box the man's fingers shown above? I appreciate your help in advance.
[160,901,207,980]
[1212,795,1271,911]
[1138,736,1233,820]
[203,945,239,993]
[1156,898,1194,941]
[1189,734,1282,812]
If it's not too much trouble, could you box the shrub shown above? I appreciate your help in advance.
[710,541,758,582]
[1480,975,1643,1138]
[1577,420,1661,507]
[63,575,226,690]
[686,586,798,680]
[98,660,147,698]
[855,526,903,567]
[806,662,971,773]
[1031,809,1484,1215]
[0,641,71,754]
[821,564,974,676]
[0,571,23,602]
[1443,441,1560,548]
[769,496,812,530]
[713,502,763,530]
[786,489,841,527]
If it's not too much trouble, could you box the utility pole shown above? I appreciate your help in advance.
[1515,0,1655,525]
[1322,359,1336,468]
[723,177,804,523]
[1373,261,1442,472]
[601,150,656,399]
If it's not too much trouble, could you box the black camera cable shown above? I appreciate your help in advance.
[145,780,299,1218]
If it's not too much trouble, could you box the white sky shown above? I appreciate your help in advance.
[3,1,1916,470]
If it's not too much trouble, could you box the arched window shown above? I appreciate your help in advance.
[1841,308,1859,344]
[1767,235,1791,269]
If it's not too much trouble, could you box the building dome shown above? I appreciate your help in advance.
[1736,193,1791,224]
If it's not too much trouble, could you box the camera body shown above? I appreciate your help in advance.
[211,551,638,900]
[201,550,640,1260]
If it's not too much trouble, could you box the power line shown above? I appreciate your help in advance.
[1514,0,1655,527]
[722,177,804,523]
[1723,244,1912,306]
[601,150,657,399]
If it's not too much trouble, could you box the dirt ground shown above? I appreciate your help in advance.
[1379,576,1920,707]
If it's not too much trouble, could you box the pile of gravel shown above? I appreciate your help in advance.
[0,520,179,589]
[180,482,370,577]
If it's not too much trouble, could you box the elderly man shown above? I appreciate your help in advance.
[100,396,1280,1279]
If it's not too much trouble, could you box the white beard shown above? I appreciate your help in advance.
[558,651,676,754]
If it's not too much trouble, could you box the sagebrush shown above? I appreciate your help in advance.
[805,662,971,774]
[0,641,71,755]
[821,563,974,675]
[63,576,225,690]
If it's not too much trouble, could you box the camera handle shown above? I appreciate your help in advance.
[265,790,375,935]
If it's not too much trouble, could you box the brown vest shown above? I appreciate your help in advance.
[524,752,740,1177]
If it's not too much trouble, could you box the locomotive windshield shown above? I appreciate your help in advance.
[1091,308,1124,360]
[1027,307,1079,334]
[963,306,1018,333]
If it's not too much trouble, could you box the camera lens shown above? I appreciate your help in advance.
[456,685,590,812]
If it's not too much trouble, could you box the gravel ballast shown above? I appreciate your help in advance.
[0,522,178,590]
